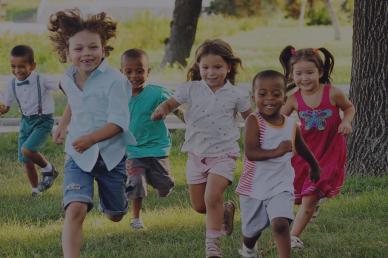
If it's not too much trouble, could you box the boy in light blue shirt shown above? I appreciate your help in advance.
[121,49,183,229]
[49,10,136,257]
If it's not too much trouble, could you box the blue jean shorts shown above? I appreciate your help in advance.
[63,155,128,216]
[18,114,54,163]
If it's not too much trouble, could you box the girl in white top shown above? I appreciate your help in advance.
[152,39,252,258]
[236,70,320,258]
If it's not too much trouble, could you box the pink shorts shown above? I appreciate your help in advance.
[186,153,238,184]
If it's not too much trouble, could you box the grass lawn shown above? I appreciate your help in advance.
[0,132,387,258]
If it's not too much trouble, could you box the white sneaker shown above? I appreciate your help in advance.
[205,237,222,258]
[238,243,260,258]
[291,236,304,249]
[130,218,144,229]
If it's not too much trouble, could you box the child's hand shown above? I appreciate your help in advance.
[276,140,292,156]
[310,166,320,183]
[151,106,167,121]
[53,125,67,144]
[338,121,352,135]
[0,104,9,114]
[72,134,95,153]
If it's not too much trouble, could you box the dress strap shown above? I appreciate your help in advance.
[321,84,332,107]
[294,89,307,110]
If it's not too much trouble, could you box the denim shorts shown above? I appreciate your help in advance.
[18,114,54,163]
[63,155,128,216]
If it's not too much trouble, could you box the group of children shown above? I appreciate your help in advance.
[0,9,355,258]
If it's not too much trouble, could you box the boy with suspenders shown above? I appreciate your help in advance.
[0,45,59,196]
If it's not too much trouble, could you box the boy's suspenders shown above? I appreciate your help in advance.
[12,74,42,116]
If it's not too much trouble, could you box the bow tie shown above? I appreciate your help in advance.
[16,80,30,86]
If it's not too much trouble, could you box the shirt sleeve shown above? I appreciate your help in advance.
[107,78,130,131]
[159,86,173,104]
[42,75,60,91]
[3,80,15,107]
[173,82,191,104]
[236,87,251,112]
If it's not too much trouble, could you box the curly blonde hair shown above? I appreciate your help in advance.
[187,39,242,85]
[48,9,117,63]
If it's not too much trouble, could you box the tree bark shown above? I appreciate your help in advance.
[161,0,203,67]
[347,0,388,175]
[299,0,307,27]
[325,0,341,40]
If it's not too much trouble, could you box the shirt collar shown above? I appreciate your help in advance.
[15,70,37,84]
[200,79,233,91]
[65,58,108,78]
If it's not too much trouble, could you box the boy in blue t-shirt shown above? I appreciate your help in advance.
[121,49,183,229]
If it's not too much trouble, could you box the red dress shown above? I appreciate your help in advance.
[292,85,346,204]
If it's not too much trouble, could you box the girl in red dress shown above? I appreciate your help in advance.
[280,46,355,249]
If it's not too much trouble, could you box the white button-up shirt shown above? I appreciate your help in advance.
[3,71,58,116]
[61,60,136,172]
[173,80,250,157]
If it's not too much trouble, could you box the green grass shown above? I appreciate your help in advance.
[0,132,387,258]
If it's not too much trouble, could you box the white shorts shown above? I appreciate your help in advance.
[240,191,294,238]
[185,152,237,184]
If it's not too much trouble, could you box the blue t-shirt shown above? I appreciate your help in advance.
[127,84,172,158]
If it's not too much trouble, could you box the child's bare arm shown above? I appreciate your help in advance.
[72,123,123,153]
[53,104,71,144]
[281,94,296,116]
[294,125,320,182]
[151,98,181,121]
[331,87,355,135]
[172,107,185,123]
[240,108,253,120]
[244,115,292,161]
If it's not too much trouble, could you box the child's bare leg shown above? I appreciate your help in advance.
[24,161,38,188]
[132,198,142,218]
[205,174,229,234]
[21,148,48,168]
[272,218,291,258]
[188,183,206,214]
[62,202,88,258]
[291,194,320,237]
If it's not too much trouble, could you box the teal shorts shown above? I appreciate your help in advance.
[18,114,54,163]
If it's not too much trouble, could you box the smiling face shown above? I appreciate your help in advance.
[67,30,105,75]
[121,56,150,95]
[199,54,230,90]
[10,56,36,81]
[292,60,322,94]
[253,76,286,121]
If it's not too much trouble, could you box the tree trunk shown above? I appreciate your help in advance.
[161,0,202,67]
[325,0,341,40]
[347,0,388,176]
[299,0,307,27]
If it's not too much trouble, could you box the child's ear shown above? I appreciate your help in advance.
[148,67,151,74]
[31,62,37,70]
[319,69,324,78]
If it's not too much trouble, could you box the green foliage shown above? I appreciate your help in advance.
[204,0,261,17]
[306,4,331,26]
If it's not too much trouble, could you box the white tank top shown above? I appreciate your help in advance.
[236,112,297,200]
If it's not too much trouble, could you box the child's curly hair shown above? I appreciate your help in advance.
[48,9,117,63]
[187,39,242,85]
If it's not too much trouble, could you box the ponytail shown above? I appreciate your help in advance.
[279,45,297,92]
[317,47,335,84]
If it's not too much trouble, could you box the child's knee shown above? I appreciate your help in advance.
[65,202,88,222]
[271,218,290,235]
[107,214,124,222]
[204,192,222,209]
[21,147,33,157]
[191,201,206,214]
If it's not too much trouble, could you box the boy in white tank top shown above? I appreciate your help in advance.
[236,70,320,258]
